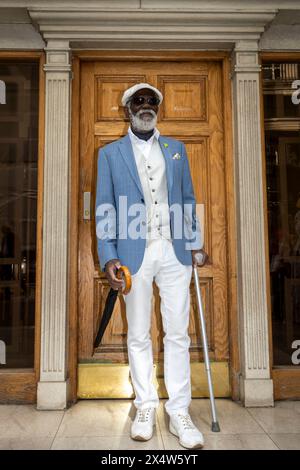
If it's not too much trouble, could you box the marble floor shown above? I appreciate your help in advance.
[0,399,300,450]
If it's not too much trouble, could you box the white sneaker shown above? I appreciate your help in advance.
[131,407,156,441]
[169,412,204,449]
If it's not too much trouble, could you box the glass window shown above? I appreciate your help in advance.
[0,62,39,368]
[263,61,300,366]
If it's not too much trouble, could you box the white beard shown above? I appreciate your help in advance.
[128,108,157,132]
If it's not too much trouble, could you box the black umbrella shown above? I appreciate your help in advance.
[94,265,131,348]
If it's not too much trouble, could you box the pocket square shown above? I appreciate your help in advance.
[172,152,181,160]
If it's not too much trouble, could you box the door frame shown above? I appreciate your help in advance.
[0,51,45,403]
[69,50,239,404]
[260,51,300,400]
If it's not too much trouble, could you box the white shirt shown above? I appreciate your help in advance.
[128,127,171,244]
[128,126,160,160]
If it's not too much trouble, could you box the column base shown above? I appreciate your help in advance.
[37,380,70,410]
[240,378,274,407]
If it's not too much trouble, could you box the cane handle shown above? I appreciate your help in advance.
[116,265,132,295]
[194,252,205,266]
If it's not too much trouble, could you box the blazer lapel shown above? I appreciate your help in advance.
[118,134,144,197]
[118,134,174,198]
[159,137,174,195]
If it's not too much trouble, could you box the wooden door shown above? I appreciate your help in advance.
[78,58,230,398]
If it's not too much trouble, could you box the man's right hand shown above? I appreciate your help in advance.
[105,259,124,290]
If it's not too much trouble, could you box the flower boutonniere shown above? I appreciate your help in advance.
[163,143,169,148]
[172,152,181,160]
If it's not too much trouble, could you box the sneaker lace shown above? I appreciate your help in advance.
[137,408,152,423]
[178,414,196,430]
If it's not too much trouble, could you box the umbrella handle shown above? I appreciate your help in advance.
[116,265,132,295]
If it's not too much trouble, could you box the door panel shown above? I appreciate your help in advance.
[78,59,229,396]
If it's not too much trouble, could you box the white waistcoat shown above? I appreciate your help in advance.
[131,137,172,244]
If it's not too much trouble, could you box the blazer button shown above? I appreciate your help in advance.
[142,221,146,226]
[141,198,144,203]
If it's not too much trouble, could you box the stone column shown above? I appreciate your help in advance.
[231,40,274,407]
[37,40,72,410]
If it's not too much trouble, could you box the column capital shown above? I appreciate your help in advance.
[234,40,260,52]
[231,40,261,74]
[44,40,71,73]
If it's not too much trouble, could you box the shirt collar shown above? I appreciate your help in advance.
[128,126,160,145]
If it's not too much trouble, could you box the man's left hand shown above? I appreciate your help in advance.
[192,249,209,267]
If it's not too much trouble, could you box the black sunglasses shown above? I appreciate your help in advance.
[131,96,160,106]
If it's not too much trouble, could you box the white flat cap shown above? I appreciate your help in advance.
[121,82,163,106]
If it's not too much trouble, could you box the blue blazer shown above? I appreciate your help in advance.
[95,134,202,275]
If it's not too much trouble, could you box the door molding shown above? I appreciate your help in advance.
[28,5,276,47]
[69,50,238,403]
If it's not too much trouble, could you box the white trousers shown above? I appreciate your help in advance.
[123,238,193,416]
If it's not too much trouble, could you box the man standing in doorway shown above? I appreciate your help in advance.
[95,83,208,449]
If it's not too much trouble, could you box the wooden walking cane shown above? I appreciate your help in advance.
[193,253,220,432]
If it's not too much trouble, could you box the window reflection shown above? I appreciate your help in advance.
[0,62,38,368]
[263,62,300,366]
